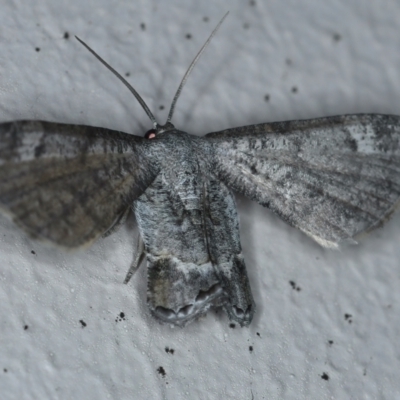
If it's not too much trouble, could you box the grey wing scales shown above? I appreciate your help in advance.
[205,114,400,248]
[0,121,158,248]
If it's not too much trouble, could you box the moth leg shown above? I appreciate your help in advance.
[102,207,130,238]
[124,234,145,284]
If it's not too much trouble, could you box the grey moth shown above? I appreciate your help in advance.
[1,16,400,327]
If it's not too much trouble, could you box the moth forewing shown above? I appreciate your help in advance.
[0,120,158,248]
[206,114,400,250]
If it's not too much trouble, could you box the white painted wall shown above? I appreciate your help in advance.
[1,1,400,398]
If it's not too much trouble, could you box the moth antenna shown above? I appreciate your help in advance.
[75,36,158,128]
[166,11,229,124]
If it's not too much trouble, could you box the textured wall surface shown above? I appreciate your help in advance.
[1,1,400,399]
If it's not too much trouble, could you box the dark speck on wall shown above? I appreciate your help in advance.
[185,33,192,39]
[321,372,329,380]
[289,280,301,291]
[328,340,333,346]
[165,347,175,354]
[3,369,7,373]
[264,94,270,102]
[256,332,260,337]
[249,346,253,353]
[333,33,341,42]
[157,366,166,377]
[115,312,126,322]
[24,325,28,330]
[344,313,353,323]
[159,105,165,110]
[31,250,36,255]
[140,23,146,31]
[64,32,69,40]
[250,0,256,5]
[203,16,209,22]
[229,323,236,329]
[35,47,40,52]
[125,72,130,77]
[79,319,87,328]
[291,86,298,93]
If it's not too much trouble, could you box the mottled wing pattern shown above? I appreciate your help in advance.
[0,121,158,247]
[205,114,400,248]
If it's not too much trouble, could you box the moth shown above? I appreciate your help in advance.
[1,15,400,327]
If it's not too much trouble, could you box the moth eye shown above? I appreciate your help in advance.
[145,129,156,139]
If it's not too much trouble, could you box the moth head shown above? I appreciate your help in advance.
[144,121,176,139]
[75,12,228,138]
[144,129,156,139]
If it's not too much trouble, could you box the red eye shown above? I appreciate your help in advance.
[145,129,156,139]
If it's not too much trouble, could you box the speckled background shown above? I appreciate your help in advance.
[1,1,400,399]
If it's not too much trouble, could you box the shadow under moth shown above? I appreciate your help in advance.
[1,15,399,327]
